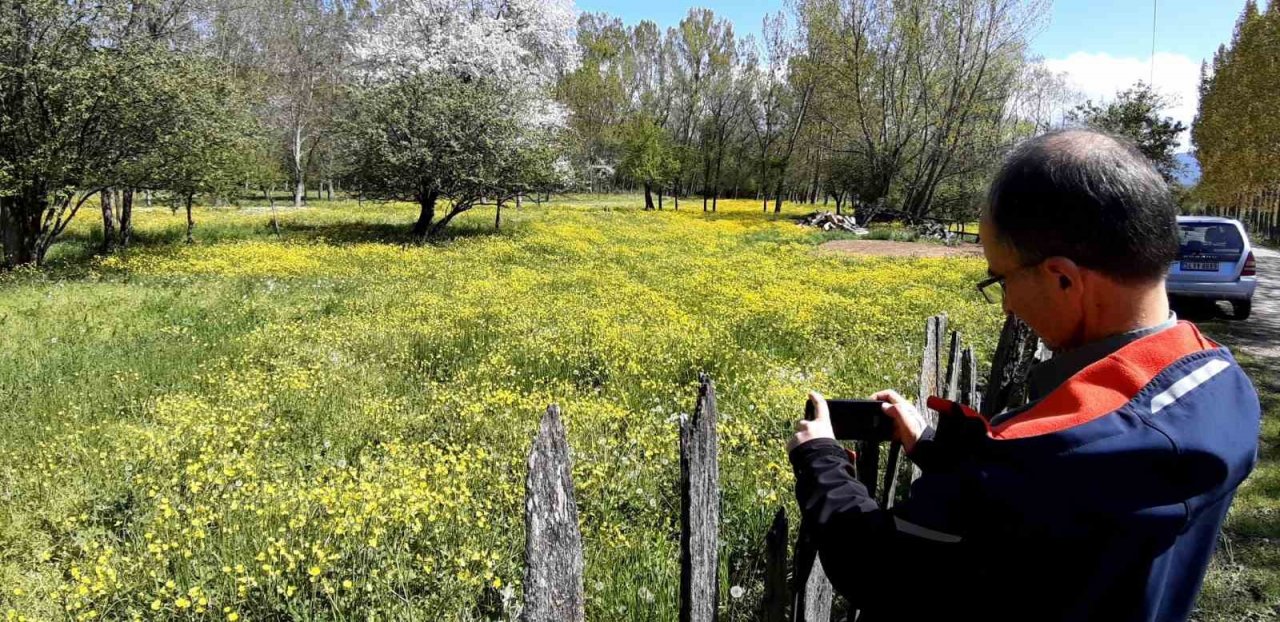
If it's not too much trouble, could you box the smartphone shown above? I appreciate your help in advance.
[805,398,896,442]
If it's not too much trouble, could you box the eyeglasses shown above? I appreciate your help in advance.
[976,260,1043,304]
[976,274,1006,304]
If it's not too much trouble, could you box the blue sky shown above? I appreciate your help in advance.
[575,0,1248,64]
[575,0,1260,144]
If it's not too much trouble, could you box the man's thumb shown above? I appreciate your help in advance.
[807,391,829,420]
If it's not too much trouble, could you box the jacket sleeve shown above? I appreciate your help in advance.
[789,437,975,613]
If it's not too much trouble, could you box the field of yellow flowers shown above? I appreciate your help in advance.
[0,196,1002,620]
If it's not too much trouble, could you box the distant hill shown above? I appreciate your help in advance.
[1174,152,1201,187]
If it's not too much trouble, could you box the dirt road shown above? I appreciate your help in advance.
[1177,246,1279,360]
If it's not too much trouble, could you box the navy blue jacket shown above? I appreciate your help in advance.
[790,321,1260,621]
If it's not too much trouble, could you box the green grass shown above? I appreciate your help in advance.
[0,196,1002,620]
[0,194,1272,619]
[1196,349,1280,620]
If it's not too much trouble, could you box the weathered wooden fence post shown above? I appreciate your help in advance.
[981,315,1044,418]
[879,313,947,505]
[960,346,980,412]
[522,405,585,622]
[680,373,720,622]
[762,508,789,622]
[907,314,947,484]
[791,536,833,622]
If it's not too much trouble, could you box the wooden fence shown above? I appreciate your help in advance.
[519,314,1041,621]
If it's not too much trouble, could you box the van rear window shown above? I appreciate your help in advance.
[1178,223,1243,258]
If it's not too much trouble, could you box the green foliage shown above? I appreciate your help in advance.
[340,72,560,236]
[1192,0,1280,209]
[127,54,259,202]
[619,117,678,190]
[0,0,254,266]
[1066,81,1186,182]
[558,13,631,165]
[797,0,1044,221]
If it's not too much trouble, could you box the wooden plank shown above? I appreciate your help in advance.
[791,531,833,622]
[910,314,945,482]
[879,441,901,509]
[959,346,979,410]
[855,439,879,500]
[680,373,720,622]
[980,314,1041,419]
[762,508,789,622]
[522,405,585,622]
[944,330,963,401]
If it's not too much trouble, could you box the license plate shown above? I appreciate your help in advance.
[1180,261,1219,272]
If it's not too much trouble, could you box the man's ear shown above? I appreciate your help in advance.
[1042,256,1082,293]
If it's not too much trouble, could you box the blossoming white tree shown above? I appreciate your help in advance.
[356,0,578,89]
[345,0,580,238]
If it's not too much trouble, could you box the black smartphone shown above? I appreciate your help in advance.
[805,398,896,442]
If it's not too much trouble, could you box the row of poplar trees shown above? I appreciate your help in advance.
[1192,0,1280,222]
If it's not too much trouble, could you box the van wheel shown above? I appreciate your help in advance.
[1232,300,1252,320]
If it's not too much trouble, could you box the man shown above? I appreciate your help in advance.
[787,130,1260,621]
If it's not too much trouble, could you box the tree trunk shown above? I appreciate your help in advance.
[658,187,664,210]
[712,150,724,213]
[292,122,306,208]
[0,195,41,268]
[702,152,712,212]
[773,179,785,214]
[267,187,280,236]
[413,189,439,238]
[673,184,679,210]
[427,206,466,238]
[644,183,655,210]
[100,187,115,254]
[326,180,332,201]
[495,200,502,231]
[185,194,195,244]
[119,189,134,249]
[516,193,523,210]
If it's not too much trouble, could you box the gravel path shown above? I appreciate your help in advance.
[1177,246,1279,360]
[818,239,983,258]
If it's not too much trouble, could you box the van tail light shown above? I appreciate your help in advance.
[1243,251,1256,277]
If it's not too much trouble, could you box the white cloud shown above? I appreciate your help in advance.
[1043,51,1201,148]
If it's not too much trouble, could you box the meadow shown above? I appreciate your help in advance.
[0,196,1028,619]
[1,196,1275,620]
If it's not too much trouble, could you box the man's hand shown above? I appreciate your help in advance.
[870,390,928,454]
[787,391,835,452]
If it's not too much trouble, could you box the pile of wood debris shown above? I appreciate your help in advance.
[797,211,869,234]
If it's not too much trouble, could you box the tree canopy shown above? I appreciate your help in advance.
[1193,0,1280,210]
[1067,82,1187,183]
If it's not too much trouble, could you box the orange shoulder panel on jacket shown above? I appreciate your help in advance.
[990,321,1214,440]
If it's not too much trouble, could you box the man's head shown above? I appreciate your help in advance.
[979,130,1179,350]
